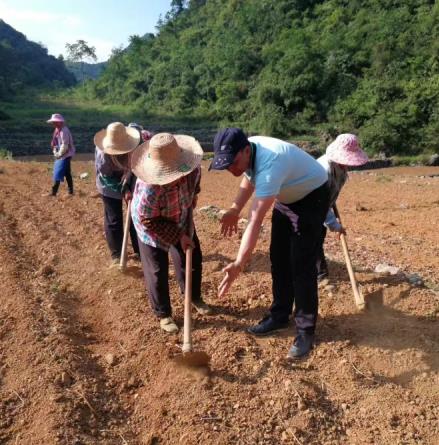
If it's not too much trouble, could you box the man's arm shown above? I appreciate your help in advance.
[218,195,275,297]
[220,176,255,236]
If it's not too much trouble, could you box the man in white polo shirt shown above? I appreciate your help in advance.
[210,128,329,358]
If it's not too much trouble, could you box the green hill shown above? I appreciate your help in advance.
[0,19,76,99]
[83,0,439,155]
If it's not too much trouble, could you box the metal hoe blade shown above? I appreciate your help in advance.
[173,350,210,368]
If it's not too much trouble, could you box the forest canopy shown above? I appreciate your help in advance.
[0,20,76,99]
[83,0,439,155]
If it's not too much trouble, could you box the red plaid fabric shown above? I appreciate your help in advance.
[131,167,201,250]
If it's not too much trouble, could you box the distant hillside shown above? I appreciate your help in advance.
[83,0,439,156]
[0,19,76,99]
[65,61,107,82]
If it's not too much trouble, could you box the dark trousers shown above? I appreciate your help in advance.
[316,225,329,276]
[52,158,73,195]
[138,231,202,318]
[101,195,140,260]
[269,183,330,334]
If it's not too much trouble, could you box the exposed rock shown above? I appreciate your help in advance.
[104,353,116,366]
[375,263,400,275]
[79,172,89,179]
[198,205,225,220]
[406,273,424,286]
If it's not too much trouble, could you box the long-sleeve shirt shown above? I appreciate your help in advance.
[53,126,75,160]
[317,154,348,231]
[131,167,201,251]
[95,147,131,199]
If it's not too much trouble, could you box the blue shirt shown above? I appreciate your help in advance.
[245,136,328,204]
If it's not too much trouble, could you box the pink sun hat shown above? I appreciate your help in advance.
[326,133,369,167]
[47,113,65,123]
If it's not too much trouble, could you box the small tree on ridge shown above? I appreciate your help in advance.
[65,39,97,83]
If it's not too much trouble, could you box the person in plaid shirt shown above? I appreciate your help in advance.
[131,132,212,333]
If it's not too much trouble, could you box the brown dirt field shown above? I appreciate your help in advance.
[0,159,438,445]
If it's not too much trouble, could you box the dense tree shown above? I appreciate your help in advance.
[0,19,76,99]
[84,0,439,154]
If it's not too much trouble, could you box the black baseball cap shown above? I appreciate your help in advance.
[209,127,249,171]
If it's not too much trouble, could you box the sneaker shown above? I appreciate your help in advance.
[109,258,120,269]
[192,299,213,315]
[160,317,179,333]
[287,333,315,359]
[247,316,289,337]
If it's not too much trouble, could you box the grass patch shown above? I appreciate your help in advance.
[0,93,218,130]
[391,154,432,166]
[0,148,13,160]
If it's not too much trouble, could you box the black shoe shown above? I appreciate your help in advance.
[287,333,315,359]
[247,316,289,337]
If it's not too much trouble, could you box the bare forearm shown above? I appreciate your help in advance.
[230,177,254,213]
[235,219,262,268]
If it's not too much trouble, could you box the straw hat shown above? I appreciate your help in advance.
[94,122,140,155]
[326,134,368,167]
[131,132,203,185]
[47,113,65,123]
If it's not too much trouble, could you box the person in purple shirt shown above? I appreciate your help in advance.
[47,113,75,196]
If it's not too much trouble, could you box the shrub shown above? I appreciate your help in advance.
[0,148,12,160]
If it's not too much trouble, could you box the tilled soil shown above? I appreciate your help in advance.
[0,160,438,445]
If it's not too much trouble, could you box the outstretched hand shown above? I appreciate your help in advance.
[218,262,242,297]
[220,208,239,237]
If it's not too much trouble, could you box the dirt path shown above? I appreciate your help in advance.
[0,160,438,444]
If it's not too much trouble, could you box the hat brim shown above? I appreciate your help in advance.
[94,127,140,155]
[47,118,64,123]
[131,135,203,185]
[208,152,236,171]
[326,143,369,167]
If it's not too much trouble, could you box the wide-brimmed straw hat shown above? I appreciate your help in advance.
[131,132,203,185]
[47,113,65,123]
[94,122,140,155]
[326,134,368,167]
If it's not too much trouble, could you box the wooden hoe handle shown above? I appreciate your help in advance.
[182,247,193,353]
[333,205,365,310]
[119,203,131,271]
